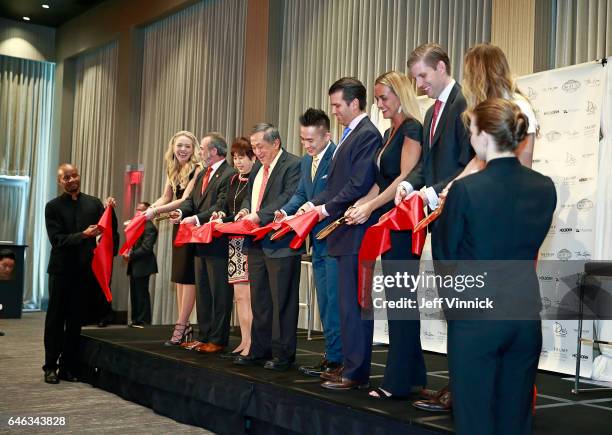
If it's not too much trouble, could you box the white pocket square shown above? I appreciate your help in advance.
[321,175,328,179]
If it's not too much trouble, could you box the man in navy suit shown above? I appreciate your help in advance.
[394,44,473,410]
[275,108,341,377]
[306,77,382,390]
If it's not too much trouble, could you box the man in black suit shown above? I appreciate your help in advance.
[396,43,473,244]
[233,123,302,371]
[306,77,382,390]
[174,133,236,353]
[44,163,118,384]
[124,201,158,327]
[394,44,473,410]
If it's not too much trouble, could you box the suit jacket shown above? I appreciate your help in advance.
[45,192,119,275]
[311,116,381,256]
[179,160,235,257]
[282,142,336,254]
[436,157,557,318]
[127,220,158,278]
[241,149,302,258]
[405,82,473,194]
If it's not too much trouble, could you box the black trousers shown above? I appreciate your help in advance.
[248,248,301,362]
[448,320,541,435]
[194,255,233,345]
[43,273,88,372]
[129,275,152,324]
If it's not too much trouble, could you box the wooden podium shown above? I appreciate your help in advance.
[0,242,27,318]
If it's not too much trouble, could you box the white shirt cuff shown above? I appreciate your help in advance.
[321,205,330,217]
[194,215,201,226]
[425,187,440,210]
[399,181,414,195]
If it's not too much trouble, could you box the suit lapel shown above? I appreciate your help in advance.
[197,161,227,208]
[329,118,367,175]
[313,142,335,191]
[304,155,314,197]
[260,151,286,205]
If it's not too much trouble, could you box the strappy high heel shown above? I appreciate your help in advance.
[164,323,193,346]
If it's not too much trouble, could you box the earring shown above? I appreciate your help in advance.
[398,105,403,114]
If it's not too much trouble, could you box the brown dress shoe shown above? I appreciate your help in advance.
[181,340,203,350]
[321,378,370,390]
[196,342,224,353]
[419,385,448,400]
[413,390,453,412]
[320,366,343,382]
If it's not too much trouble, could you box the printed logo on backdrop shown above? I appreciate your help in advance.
[546,131,562,142]
[577,198,594,211]
[566,153,577,166]
[574,250,591,260]
[557,249,572,261]
[528,87,537,99]
[584,78,600,87]
[562,79,581,92]
[553,321,568,336]
[586,101,597,115]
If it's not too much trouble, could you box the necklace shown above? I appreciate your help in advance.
[232,174,249,213]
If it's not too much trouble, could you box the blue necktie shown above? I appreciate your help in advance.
[339,127,351,144]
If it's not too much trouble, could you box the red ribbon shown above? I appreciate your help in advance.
[192,221,218,244]
[214,219,259,236]
[357,195,426,308]
[284,210,320,249]
[173,222,197,247]
[119,212,146,255]
[250,221,282,241]
[92,205,114,303]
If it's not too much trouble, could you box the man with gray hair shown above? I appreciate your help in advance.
[233,123,302,371]
[173,132,236,353]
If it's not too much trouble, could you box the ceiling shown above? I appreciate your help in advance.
[0,0,106,27]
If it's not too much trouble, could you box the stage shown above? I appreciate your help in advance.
[77,326,612,434]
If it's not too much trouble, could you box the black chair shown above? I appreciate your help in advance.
[572,261,612,394]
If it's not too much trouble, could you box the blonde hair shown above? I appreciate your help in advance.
[375,71,422,123]
[462,43,525,110]
[163,131,200,192]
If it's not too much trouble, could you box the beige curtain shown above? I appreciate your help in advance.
[277,0,492,152]
[71,42,118,199]
[554,0,612,67]
[0,54,54,308]
[138,0,247,324]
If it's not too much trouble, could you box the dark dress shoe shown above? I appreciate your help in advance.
[264,358,293,372]
[412,391,453,412]
[44,369,59,384]
[180,340,204,350]
[419,385,448,400]
[233,355,268,366]
[321,378,369,391]
[220,351,242,360]
[129,322,145,329]
[299,358,339,377]
[58,370,79,382]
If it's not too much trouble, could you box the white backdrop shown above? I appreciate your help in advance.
[370,61,610,377]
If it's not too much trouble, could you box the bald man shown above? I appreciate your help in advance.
[43,163,118,384]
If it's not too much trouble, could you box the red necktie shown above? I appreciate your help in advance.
[429,99,443,147]
[255,165,270,212]
[200,167,212,194]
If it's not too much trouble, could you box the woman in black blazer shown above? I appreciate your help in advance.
[437,98,556,435]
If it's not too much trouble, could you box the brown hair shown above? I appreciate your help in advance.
[471,98,529,152]
[407,43,451,76]
[231,136,254,159]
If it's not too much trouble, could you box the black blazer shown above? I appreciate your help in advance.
[436,157,557,317]
[405,82,473,194]
[241,149,302,258]
[127,221,158,278]
[45,193,119,275]
[311,116,381,256]
[179,160,236,257]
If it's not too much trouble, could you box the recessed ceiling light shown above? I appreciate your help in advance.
[42,4,50,9]
[23,16,31,21]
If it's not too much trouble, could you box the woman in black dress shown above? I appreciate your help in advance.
[145,130,202,345]
[212,137,256,358]
[345,71,426,399]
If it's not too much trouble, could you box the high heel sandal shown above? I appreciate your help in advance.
[164,323,193,346]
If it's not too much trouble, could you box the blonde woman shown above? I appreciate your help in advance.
[345,71,426,399]
[457,43,538,178]
[146,131,202,345]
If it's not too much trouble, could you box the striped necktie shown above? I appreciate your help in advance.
[311,155,319,181]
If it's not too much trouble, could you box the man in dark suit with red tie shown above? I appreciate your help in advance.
[395,44,474,411]
[174,133,236,353]
[233,123,302,371]
[307,77,382,390]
